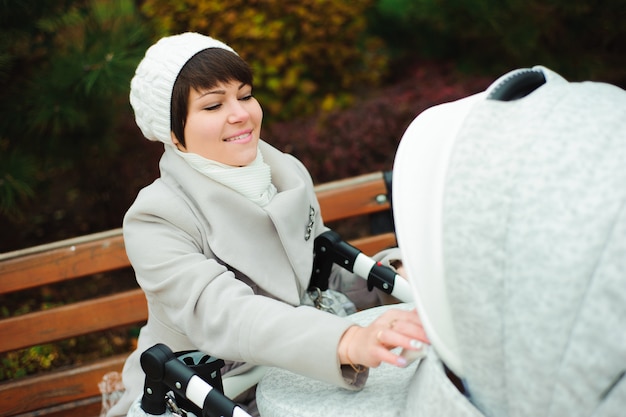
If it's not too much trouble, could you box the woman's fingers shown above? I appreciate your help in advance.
[340,308,430,370]
[368,339,425,368]
[372,344,408,367]
[376,325,423,348]
[373,309,428,343]
[367,308,429,367]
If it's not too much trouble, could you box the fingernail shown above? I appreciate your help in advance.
[410,340,424,349]
[397,357,408,367]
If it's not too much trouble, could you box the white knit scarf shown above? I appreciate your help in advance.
[174,147,277,206]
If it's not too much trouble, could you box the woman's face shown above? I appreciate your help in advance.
[174,80,262,166]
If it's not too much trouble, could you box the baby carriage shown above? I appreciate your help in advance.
[393,66,626,416]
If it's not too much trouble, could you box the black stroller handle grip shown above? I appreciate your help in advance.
[140,343,252,417]
[311,230,413,302]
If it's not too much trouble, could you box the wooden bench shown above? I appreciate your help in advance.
[0,171,396,417]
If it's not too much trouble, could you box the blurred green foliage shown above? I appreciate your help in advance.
[0,0,624,244]
[140,0,389,120]
[0,0,154,221]
[370,0,626,86]
[0,344,60,380]
[0,147,36,220]
[1,0,152,153]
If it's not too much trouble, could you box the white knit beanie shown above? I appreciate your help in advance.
[130,32,236,145]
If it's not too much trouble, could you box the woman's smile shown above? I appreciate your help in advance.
[224,130,253,143]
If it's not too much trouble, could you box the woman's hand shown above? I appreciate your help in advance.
[338,308,429,369]
[389,259,407,280]
[395,264,407,280]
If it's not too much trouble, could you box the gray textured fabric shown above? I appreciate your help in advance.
[256,304,417,417]
[404,350,483,417]
[441,72,626,416]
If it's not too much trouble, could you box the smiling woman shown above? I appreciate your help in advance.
[175,79,262,167]
[109,32,427,417]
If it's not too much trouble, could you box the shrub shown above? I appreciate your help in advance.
[1,0,152,159]
[0,0,154,247]
[140,0,389,121]
[263,61,493,183]
[369,0,626,87]
[0,345,60,380]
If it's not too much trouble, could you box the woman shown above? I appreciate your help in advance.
[108,32,426,416]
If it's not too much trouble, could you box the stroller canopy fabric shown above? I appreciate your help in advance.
[394,66,626,417]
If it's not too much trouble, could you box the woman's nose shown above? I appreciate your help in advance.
[227,101,250,123]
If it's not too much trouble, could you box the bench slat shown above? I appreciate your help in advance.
[350,232,397,257]
[316,172,390,222]
[10,396,102,417]
[0,289,147,354]
[0,232,129,295]
[0,354,127,417]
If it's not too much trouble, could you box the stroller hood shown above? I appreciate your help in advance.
[393,66,626,416]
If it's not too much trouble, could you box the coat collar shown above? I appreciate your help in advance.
[159,141,320,304]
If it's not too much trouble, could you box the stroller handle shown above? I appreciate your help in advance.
[140,343,252,417]
[311,230,413,302]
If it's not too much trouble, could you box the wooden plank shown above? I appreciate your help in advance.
[0,229,124,261]
[0,354,126,417]
[349,232,397,257]
[0,290,147,354]
[11,396,102,417]
[0,231,129,295]
[315,172,390,222]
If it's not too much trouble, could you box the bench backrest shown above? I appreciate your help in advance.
[0,171,396,417]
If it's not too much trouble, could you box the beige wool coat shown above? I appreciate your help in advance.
[108,140,392,416]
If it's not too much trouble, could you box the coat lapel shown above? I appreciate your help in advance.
[261,141,321,295]
[160,142,318,305]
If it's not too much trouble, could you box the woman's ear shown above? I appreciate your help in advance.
[171,132,186,151]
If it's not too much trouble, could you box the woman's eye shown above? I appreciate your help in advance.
[240,94,253,101]
[204,104,221,111]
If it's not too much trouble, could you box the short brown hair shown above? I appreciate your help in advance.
[171,48,254,146]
